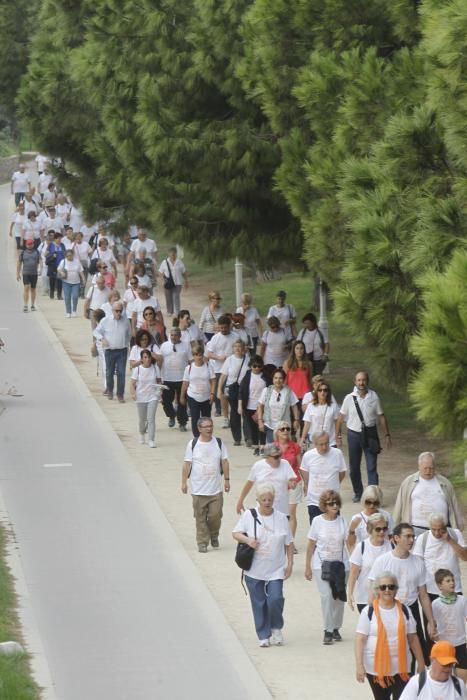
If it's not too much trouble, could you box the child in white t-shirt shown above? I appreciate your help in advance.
[432,568,467,681]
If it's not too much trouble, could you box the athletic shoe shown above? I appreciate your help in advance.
[211,538,219,548]
[198,544,208,553]
[352,494,361,503]
[233,441,241,446]
[71,311,77,317]
[107,393,114,400]
[148,440,156,448]
[23,306,28,313]
[323,631,334,645]
[271,629,284,646]
[30,305,36,311]
[246,439,253,448]
[332,629,342,642]
[222,418,230,429]
[117,396,125,403]
[214,412,221,418]
[179,425,187,432]
[65,313,71,318]
[138,435,145,444]
[168,417,176,428]
[258,639,270,648]
[253,447,260,456]
[259,447,265,456]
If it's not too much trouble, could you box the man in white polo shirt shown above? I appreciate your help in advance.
[300,431,347,524]
[159,328,191,431]
[336,370,391,502]
[11,164,31,205]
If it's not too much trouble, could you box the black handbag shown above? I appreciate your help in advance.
[235,508,259,570]
[352,396,381,455]
[163,258,176,289]
[226,356,246,402]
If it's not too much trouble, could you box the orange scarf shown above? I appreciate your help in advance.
[373,599,410,688]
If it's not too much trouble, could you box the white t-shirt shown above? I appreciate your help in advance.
[11,171,30,193]
[35,154,48,172]
[233,509,292,581]
[132,296,161,329]
[58,258,83,285]
[411,477,448,529]
[68,206,83,232]
[181,324,203,346]
[247,458,296,515]
[55,203,71,224]
[159,341,191,382]
[129,343,159,365]
[303,402,340,444]
[92,248,116,267]
[86,285,110,310]
[236,306,261,337]
[38,173,52,194]
[307,515,349,570]
[79,224,96,242]
[10,212,25,238]
[301,447,347,506]
[267,304,296,340]
[22,219,41,241]
[183,363,215,403]
[356,604,416,676]
[348,509,395,543]
[184,437,228,496]
[131,238,157,258]
[123,288,138,318]
[368,552,427,606]
[350,539,393,604]
[339,389,383,432]
[62,236,76,251]
[74,241,91,263]
[247,373,266,411]
[220,355,248,387]
[399,672,465,699]
[131,364,161,403]
[432,595,467,647]
[205,332,239,373]
[159,258,185,285]
[259,386,298,430]
[296,327,327,356]
[261,328,288,367]
[412,529,465,594]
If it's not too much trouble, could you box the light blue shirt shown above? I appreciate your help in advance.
[94,316,130,349]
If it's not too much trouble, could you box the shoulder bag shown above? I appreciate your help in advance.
[163,259,176,289]
[352,395,381,455]
[235,508,260,570]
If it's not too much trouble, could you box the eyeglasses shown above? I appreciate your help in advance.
[270,454,281,460]
[278,427,291,432]
[326,501,338,506]
[200,424,213,429]
[374,526,389,533]
[365,500,380,506]
[114,309,123,313]
[378,584,397,592]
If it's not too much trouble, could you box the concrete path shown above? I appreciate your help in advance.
[2,170,466,700]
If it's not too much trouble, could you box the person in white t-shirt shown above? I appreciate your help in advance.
[260,316,289,374]
[205,315,239,425]
[300,431,347,523]
[159,247,188,315]
[236,293,263,356]
[84,275,111,333]
[238,355,268,455]
[38,169,52,197]
[130,285,163,336]
[256,368,300,443]
[432,568,467,681]
[57,249,84,318]
[180,345,215,437]
[233,482,294,647]
[236,443,296,516]
[182,418,230,553]
[130,349,163,448]
[159,328,191,431]
[35,153,48,174]
[300,379,340,447]
[11,164,31,205]
[305,489,349,645]
[9,202,26,251]
[355,572,424,698]
[399,640,465,699]
[267,290,296,341]
[91,237,117,278]
[218,340,249,446]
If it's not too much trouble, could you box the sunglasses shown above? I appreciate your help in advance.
[379,584,397,592]
[318,388,329,393]
[326,501,339,506]
[365,500,380,506]
[278,427,291,432]
[271,454,281,460]
[374,526,389,533]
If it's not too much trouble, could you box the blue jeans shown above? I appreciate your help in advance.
[347,428,378,497]
[245,576,284,641]
[104,348,128,398]
[62,281,80,314]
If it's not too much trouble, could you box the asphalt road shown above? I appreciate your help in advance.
[0,181,271,699]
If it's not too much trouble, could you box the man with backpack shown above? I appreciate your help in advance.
[399,640,465,698]
[16,239,40,312]
[181,418,230,553]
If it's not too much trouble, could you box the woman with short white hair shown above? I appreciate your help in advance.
[233,482,294,647]
[347,485,394,553]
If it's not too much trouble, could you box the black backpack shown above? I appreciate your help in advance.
[416,670,462,696]
[188,437,224,476]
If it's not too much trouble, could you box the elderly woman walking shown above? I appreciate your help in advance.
[233,482,294,647]
[355,573,424,699]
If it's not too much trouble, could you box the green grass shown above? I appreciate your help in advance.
[0,526,40,699]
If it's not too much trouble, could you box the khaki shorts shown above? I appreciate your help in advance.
[288,480,304,505]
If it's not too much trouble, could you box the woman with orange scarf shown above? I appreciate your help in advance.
[355,573,425,699]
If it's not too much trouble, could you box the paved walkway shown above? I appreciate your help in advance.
[4,174,466,699]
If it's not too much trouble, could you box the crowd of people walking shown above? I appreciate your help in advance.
[10,160,467,698]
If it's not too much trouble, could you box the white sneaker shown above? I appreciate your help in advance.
[71,311,77,317]
[271,629,283,646]
[138,435,145,444]
[65,313,71,318]
[148,440,156,448]
[258,639,270,648]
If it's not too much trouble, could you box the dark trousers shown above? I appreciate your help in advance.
[243,408,265,446]
[409,600,430,668]
[162,381,187,426]
[307,505,323,524]
[49,275,62,299]
[228,397,242,442]
[367,674,407,700]
[187,396,211,437]
[104,348,128,398]
[347,428,378,498]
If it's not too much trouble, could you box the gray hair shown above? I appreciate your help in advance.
[312,430,329,444]
[112,301,124,310]
[263,443,282,458]
[373,572,398,592]
[367,512,389,533]
[429,512,447,527]
[256,482,275,499]
[274,420,291,438]
[418,451,435,467]
[197,417,213,429]
[361,485,383,505]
